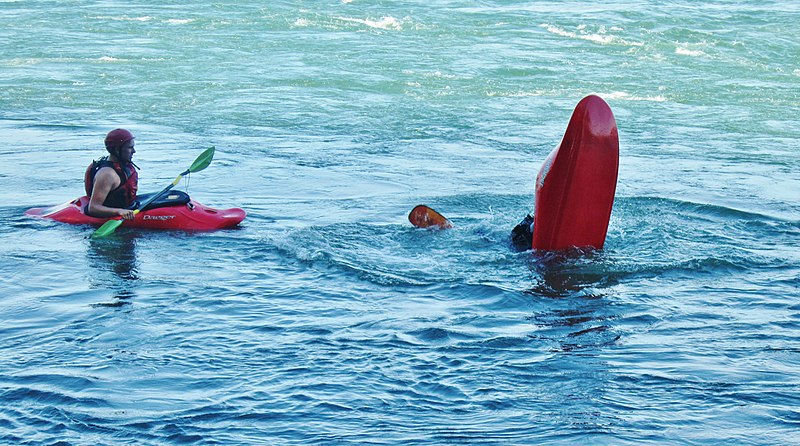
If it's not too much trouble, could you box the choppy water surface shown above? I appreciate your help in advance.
[1,1,798,444]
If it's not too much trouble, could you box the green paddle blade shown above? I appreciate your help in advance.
[189,146,215,173]
[91,218,125,239]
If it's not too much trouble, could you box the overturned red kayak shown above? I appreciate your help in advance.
[25,193,246,231]
[532,95,619,251]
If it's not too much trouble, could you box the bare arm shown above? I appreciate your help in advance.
[87,167,135,220]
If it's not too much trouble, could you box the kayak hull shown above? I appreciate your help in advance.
[532,95,619,251]
[25,195,246,231]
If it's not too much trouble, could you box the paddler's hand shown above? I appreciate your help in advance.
[117,209,135,220]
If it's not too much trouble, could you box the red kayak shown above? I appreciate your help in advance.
[25,191,246,231]
[532,95,619,251]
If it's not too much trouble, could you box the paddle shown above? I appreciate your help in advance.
[91,146,215,238]
[408,204,453,229]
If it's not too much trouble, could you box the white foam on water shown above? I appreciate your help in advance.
[543,23,611,43]
[103,16,154,22]
[93,15,193,25]
[337,16,403,31]
[602,91,668,102]
[675,46,706,57]
[541,23,644,47]
[423,71,459,80]
[485,90,544,98]
[6,58,41,66]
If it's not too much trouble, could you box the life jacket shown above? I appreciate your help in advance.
[84,157,138,209]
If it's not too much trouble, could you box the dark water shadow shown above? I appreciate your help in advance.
[512,248,626,433]
[86,232,140,306]
[522,247,623,352]
[525,248,614,298]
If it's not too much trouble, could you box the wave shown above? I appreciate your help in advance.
[600,91,668,102]
[675,46,707,57]
[540,23,644,47]
[617,196,800,227]
[334,16,404,31]
[89,15,193,24]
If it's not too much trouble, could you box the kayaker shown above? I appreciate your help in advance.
[85,128,139,219]
[510,214,534,251]
[409,204,534,251]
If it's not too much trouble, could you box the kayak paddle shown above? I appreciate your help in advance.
[91,146,215,238]
[408,204,453,229]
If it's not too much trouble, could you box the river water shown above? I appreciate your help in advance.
[1,1,798,444]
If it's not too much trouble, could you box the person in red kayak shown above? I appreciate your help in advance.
[84,128,139,219]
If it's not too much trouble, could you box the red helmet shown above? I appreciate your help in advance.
[104,128,135,151]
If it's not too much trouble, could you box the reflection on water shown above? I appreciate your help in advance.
[525,248,621,353]
[519,250,621,433]
[526,248,611,298]
[87,232,139,305]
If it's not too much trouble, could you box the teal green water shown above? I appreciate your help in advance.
[1,1,799,444]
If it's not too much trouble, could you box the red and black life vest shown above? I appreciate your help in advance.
[83,157,138,209]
